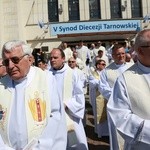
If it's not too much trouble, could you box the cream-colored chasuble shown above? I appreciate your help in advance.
[92,70,107,123]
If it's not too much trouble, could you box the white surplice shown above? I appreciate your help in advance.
[76,45,91,65]
[98,62,133,100]
[107,61,150,150]
[98,62,133,150]
[0,66,67,150]
[50,64,88,150]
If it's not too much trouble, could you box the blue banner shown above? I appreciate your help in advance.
[50,20,141,36]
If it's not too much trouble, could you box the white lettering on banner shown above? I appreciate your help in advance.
[50,20,141,36]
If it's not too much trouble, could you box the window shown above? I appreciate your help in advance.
[68,0,80,21]
[131,0,142,18]
[89,0,101,19]
[48,0,58,22]
[110,0,122,19]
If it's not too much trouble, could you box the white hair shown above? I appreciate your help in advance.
[2,40,32,58]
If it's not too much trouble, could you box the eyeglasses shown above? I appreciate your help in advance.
[68,61,75,63]
[3,54,28,66]
[100,63,106,66]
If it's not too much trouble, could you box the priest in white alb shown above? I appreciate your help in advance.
[107,29,150,150]
[49,48,88,150]
[98,44,133,150]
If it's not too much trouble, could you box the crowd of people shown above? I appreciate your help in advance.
[0,29,149,150]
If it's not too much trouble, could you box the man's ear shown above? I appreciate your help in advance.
[28,56,34,65]
[62,57,65,63]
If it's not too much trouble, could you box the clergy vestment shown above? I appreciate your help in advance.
[98,62,133,150]
[73,67,87,126]
[73,67,87,89]
[63,47,73,62]
[75,57,85,71]
[0,66,67,150]
[107,61,150,150]
[89,70,109,138]
[93,46,106,57]
[99,62,133,100]
[76,45,91,79]
[50,64,88,150]
[76,45,91,65]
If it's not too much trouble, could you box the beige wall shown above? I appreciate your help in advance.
[101,0,111,19]
[59,0,69,22]
[0,0,150,51]
[1,0,19,42]
[79,0,89,21]
[121,0,131,18]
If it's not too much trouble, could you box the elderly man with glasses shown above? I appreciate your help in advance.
[68,56,87,94]
[0,40,67,150]
[107,29,150,150]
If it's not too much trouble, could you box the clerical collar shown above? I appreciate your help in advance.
[13,76,27,84]
[137,61,150,73]
[115,62,126,67]
[53,64,64,70]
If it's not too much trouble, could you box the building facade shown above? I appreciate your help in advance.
[0,0,150,52]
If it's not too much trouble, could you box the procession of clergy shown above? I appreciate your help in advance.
[0,29,150,150]
[34,39,136,150]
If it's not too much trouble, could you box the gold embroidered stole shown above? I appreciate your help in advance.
[25,68,51,143]
[0,68,51,145]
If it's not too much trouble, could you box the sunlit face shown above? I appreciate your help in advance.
[96,61,106,71]
[68,58,76,69]
[3,46,32,81]
[112,47,126,65]
[63,43,67,49]
[50,49,65,70]
[98,50,103,58]
[73,51,78,58]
